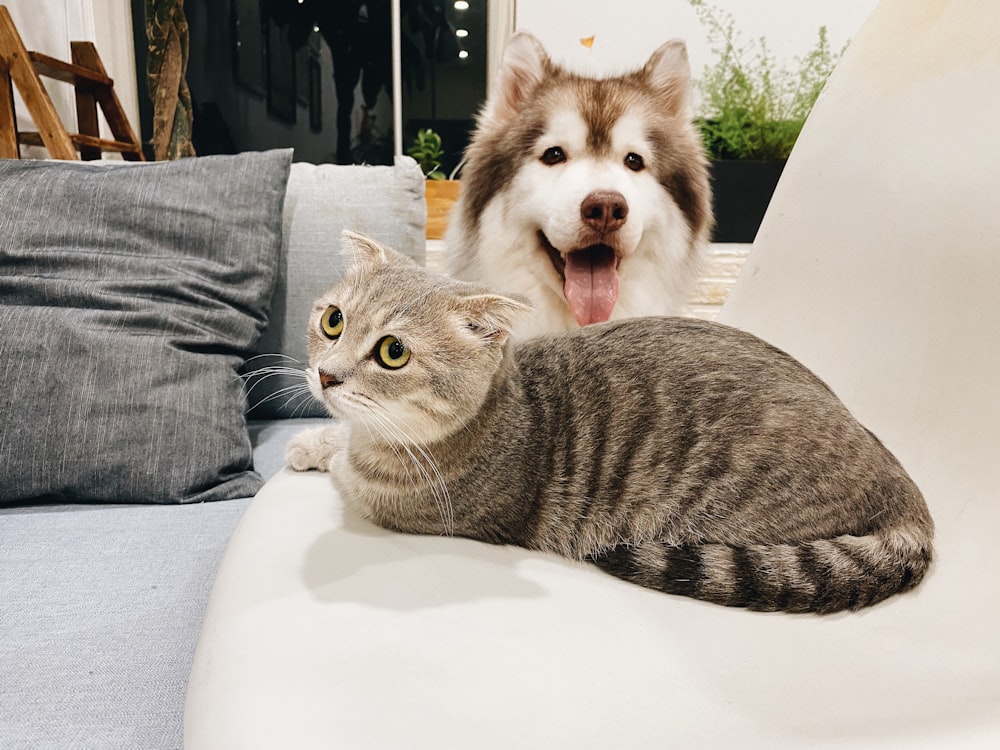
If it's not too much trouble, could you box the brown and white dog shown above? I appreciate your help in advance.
[446,32,712,338]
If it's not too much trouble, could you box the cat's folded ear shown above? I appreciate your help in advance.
[457,292,532,345]
[340,230,415,270]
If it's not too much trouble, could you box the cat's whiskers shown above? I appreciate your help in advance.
[318,389,434,522]
[286,388,323,418]
[237,365,306,394]
[350,401,422,493]
[355,418,417,519]
[239,364,316,416]
[361,405,455,537]
[243,353,302,365]
[354,409,427,504]
[364,414,446,526]
[255,381,312,407]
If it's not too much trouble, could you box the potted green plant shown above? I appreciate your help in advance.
[690,0,843,241]
[407,127,447,180]
[408,127,461,239]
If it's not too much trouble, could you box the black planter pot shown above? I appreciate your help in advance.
[709,159,786,243]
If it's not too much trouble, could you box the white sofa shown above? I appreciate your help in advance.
[184,1,1000,747]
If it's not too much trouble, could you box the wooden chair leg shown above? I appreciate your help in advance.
[72,42,143,161]
[0,7,144,161]
[71,76,101,159]
[0,6,76,159]
[0,61,18,158]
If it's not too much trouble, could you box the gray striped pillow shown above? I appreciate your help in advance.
[0,150,292,504]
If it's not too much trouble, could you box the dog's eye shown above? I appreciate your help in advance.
[374,336,410,369]
[625,153,645,172]
[541,146,567,166]
[321,306,344,339]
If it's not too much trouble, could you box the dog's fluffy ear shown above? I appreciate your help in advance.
[483,32,550,125]
[340,230,414,270]
[642,39,691,115]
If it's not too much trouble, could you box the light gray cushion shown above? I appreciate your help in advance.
[0,150,292,504]
[243,157,426,418]
[0,498,251,748]
[0,421,312,750]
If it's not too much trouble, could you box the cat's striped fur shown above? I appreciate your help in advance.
[287,232,934,614]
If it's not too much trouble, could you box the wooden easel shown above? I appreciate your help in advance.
[0,5,144,160]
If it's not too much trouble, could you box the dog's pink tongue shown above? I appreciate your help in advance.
[563,248,619,327]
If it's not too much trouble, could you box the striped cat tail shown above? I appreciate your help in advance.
[589,527,933,614]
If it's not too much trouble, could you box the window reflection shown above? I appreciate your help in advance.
[402,0,487,175]
[131,0,488,167]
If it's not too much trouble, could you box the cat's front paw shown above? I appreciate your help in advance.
[285,424,343,473]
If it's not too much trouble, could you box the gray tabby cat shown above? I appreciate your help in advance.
[287,231,934,614]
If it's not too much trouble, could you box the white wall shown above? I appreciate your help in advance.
[515,0,878,83]
[6,0,139,158]
[91,0,139,137]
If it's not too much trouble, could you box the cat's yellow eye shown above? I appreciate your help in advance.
[375,336,410,369]
[321,306,344,339]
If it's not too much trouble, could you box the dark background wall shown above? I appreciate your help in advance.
[131,0,487,169]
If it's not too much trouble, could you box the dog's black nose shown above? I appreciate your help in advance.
[318,370,341,389]
[581,191,629,233]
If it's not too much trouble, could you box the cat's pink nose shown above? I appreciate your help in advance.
[318,370,341,389]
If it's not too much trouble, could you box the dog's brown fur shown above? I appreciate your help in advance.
[446,32,713,338]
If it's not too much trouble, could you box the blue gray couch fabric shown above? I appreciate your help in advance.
[0,155,426,749]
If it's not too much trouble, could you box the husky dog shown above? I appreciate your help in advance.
[446,32,713,338]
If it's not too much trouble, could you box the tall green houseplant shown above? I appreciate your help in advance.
[690,1,844,241]
[691,0,843,161]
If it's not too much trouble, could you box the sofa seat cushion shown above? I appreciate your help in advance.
[184,465,998,748]
[1,497,250,748]
[0,150,292,504]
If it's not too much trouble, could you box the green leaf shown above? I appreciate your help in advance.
[407,128,447,179]
[690,1,844,160]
